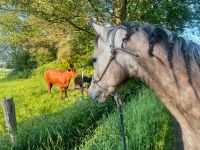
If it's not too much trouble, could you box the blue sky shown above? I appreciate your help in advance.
[182,27,200,43]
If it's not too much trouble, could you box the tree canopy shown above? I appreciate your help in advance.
[0,0,199,75]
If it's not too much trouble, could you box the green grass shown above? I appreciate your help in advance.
[0,72,110,149]
[0,75,80,135]
[78,88,174,150]
[3,97,116,150]
[0,72,6,80]
[0,69,174,150]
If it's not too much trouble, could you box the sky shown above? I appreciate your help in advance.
[182,27,200,43]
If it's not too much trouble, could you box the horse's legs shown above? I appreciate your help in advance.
[64,88,67,98]
[48,83,53,94]
[59,86,63,100]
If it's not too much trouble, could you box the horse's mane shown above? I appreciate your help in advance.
[120,22,200,83]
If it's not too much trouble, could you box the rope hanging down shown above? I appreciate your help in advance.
[114,94,127,150]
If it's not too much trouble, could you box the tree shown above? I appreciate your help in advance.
[0,0,199,77]
[9,0,200,32]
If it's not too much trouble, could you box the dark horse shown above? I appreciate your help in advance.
[74,76,92,89]
[88,22,200,149]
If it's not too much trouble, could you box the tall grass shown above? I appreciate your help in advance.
[78,89,174,150]
[3,97,115,150]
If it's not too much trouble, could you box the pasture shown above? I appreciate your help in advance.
[0,71,7,80]
[0,69,177,149]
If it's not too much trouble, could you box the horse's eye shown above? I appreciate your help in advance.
[92,57,97,63]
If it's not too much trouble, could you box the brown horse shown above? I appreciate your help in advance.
[88,22,200,149]
[44,68,77,99]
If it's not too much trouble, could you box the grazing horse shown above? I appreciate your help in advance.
[74,76,92,89]
[88,22,200,150]
[44,68,77,99]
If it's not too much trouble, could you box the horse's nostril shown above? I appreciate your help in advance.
[94,95,99,100]
[88,87,101,102]
[90,92,100,102]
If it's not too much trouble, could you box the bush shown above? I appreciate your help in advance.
[32,61,57,76]
[4,48,36,79]
[11,49,36,73]
[6,69,33,79]
[33,60,93,77]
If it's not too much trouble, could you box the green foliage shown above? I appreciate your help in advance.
[126,0,192,32]
[0,0,199,78]
[0,11,70,73]
[6,48,36,78]
[11,49,36,71]
[32,61,56,76]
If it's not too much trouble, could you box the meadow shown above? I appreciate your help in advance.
[0,72,6,80]
[0,68,176,150]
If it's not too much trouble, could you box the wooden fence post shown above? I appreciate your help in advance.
[1,97,17,143]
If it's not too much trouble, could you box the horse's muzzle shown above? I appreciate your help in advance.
[88,87,102,102]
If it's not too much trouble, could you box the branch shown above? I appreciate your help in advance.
[87,0,104,19]
[110,1,117,24]
[119,0,128,22]
[0,6,45,14]
[0,6,95,36]
[112,0,128,24]
[66,18,95,36]
[0,7,21,12]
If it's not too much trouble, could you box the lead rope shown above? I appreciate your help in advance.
[92,25,139,150]
[114,94,127,150]
[92,80,127,150]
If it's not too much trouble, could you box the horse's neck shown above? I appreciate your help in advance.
[139,62,200,149]
[65,72,72,78]
[123,33,200,137]
[144,46,200,134]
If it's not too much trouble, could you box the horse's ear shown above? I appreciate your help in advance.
[72,68,77,72]
[69,63,74,68]
[92,23,108,39]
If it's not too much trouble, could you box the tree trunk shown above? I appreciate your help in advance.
[113,0,128,24]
